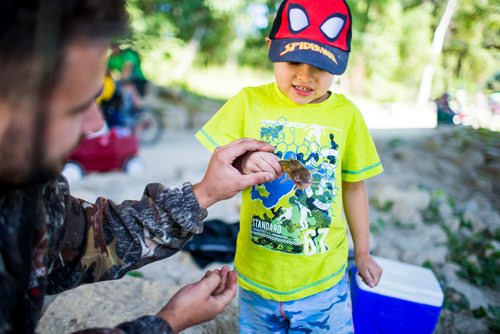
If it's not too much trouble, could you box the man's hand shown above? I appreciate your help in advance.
[156,266,237,333]
[355,253,382,288]
[193,138,278,208]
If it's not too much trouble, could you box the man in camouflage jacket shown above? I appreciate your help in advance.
[0,180,206,333]
[0,1,278,333]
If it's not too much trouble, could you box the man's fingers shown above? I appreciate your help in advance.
[216,139,274,163]
[212,273,237,304]
[239,172,275,189]
[198,270,222,293]
[213,266,229,295]
[226,271,237,289]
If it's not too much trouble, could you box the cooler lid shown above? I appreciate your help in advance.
[354,256,444,307]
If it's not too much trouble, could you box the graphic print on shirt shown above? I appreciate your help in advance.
[250,117,340,256]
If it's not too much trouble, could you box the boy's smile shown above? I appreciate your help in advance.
[293,84,313,96]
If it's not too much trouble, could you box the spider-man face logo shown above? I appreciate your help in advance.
[268,0,352,75]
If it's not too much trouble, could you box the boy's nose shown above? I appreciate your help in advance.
[297,64,314,83]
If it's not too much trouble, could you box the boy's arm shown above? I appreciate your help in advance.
[342,180,382,288]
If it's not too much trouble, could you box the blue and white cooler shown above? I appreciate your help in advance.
[350,256,444,334]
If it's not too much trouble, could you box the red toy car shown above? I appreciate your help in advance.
[62,127,144,182]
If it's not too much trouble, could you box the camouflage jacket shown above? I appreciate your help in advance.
[0,176,207,334]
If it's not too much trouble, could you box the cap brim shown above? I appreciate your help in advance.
[268,38,349,75]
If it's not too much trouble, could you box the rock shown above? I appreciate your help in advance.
[370,226,447,265]
[139,251,205,286]
[453,314,491,334]
[460,148,485,170]
[371,184,431,227]
[441,263,500,310]
[461,195,500,233]
[164,105,190,130]
[443,216,461,233]
[435,159,462,180]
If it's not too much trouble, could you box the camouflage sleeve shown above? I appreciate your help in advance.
[71,315,173,334]
[46,179,206,294]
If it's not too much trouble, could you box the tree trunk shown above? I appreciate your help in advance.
[172,27,205,80]
[416,0,458,107]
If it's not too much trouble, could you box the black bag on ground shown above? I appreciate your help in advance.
[183,219,239,269]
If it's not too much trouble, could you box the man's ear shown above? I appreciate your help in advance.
[265,37,272,49]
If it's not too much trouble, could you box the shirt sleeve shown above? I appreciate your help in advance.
[46,178,206,293]
[195,89,247,152]
[341,107,383,182]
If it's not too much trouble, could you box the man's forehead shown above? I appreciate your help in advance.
[49,39,108,112]
[58,39,108,85]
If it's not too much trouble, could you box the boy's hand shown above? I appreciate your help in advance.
[234,151,282,177]
[193,139,277,208]
[355,253,382,288]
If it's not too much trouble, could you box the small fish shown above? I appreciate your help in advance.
[279,159,312,189]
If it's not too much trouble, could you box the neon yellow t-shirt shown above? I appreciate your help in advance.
[196,83,383,301]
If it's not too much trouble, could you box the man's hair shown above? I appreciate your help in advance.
[0,0,129,103]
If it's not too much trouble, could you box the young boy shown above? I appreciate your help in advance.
[196,0,383,332]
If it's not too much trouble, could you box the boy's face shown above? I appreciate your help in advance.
[267,38,334,105]
[273,61,334,105]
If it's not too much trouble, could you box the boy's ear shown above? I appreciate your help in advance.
[265,37,272,49]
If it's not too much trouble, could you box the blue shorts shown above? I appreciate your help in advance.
[238,273,354,333]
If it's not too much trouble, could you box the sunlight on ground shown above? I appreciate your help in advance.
[148,63,499,131]
[182,65,275,100]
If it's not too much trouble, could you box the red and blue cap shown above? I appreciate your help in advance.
[268,0,352,75]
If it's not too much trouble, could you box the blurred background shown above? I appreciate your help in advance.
[125,0,499,118]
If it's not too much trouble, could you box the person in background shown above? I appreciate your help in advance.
[107,43,147,116]
[108,43,149,99]
[195,0,383,332]
[0,1,279,333]
[435,92,458,125]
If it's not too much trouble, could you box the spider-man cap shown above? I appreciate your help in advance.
[268,0,352,75]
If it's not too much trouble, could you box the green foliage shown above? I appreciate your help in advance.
[371,198,395,212]
[124,0,498,102]
[486,305,500,332]
[370,217,387,234]
[387,137,404,149]
[447,226,500,288]
[126,271,145,278]
[394,4,433,89]
[126,0,241,65]
[237,34,271,69]
[439,0,500,95]
[422,189,446,225]
[422,183,500,289]
[485,72,500,94]
[450,126,500,149]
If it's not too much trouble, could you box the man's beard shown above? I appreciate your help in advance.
[0,144,62,188]
[0,121,82,188]
[28,133,85,186]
